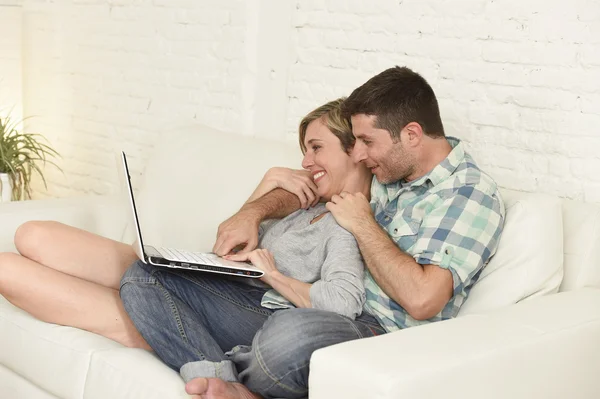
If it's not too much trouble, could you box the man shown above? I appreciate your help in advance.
[155,66,506,399]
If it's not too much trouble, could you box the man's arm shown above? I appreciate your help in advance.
[212,188,300,255]
[326,192,453,320]
[328,186,504,321]
[351,217,453,320]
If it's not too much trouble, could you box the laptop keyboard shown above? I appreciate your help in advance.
[156,247,219,266]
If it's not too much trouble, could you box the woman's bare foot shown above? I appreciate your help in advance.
[185,377,262,399]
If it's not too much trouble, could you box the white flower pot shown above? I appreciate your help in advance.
[0,173,12,202]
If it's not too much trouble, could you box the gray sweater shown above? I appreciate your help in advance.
[257,203,366,319]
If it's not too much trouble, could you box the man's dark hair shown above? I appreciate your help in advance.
[342,66,445,140]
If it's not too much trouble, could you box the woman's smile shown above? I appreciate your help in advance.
[312,171,326,183]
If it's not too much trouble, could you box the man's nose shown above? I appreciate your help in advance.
[352,142,367,163]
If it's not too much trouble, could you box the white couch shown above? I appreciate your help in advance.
[1,126,600,399]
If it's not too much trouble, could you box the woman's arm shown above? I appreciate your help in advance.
[225,239,366,319]
[224,249,313,308]
[285,220,366,319]
[264,269,313,309]
[307,233,366,319]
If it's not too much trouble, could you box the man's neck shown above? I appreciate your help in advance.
[405,137,453,183]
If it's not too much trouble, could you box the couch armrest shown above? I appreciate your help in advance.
[310,288,600,399]
[0,195,127,253]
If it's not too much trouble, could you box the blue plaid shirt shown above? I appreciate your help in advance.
[364,137,505,332]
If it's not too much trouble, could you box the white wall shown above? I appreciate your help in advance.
[2,0,599,201]
[0,1,23,127]
[287,0,600,202]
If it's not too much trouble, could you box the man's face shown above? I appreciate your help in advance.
[350,114,416,184]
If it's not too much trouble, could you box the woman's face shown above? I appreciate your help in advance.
[301,118,370,202]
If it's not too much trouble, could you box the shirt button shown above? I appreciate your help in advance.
[393,228,398,233]
[445,248,452,255]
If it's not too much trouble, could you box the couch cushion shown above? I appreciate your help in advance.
[0,295,121,399]
[0,365,59,399]
[458,189,564,316]
[84,348,188,399]
[0,295,189,399]
[132,125,303,252]
[560,199,600,291]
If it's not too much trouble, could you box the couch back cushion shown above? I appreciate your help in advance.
[131,125,303,252]
[560,199,600,291]
[458,189,564,316]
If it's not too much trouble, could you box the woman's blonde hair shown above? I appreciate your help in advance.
[298,97,354,154]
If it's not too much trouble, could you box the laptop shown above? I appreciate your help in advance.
[121,151,264,278]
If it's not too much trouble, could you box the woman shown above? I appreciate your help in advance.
[0,100,370,349]
[118,98,379,390]
[223,97,373,318]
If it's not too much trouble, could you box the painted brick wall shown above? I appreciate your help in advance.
[287,0,600,202]
[4,0,600,202]
[19,0,250,197]
[0,2,23,126]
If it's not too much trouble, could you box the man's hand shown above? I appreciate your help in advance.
[326,192,373,234]
[213,208,261,256]
[215,187,303,256]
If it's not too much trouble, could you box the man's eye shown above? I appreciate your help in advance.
[312,145,321,151]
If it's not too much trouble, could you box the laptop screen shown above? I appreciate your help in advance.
[121,152,147,261]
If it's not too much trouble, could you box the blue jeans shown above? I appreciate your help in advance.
[120,261,385,399]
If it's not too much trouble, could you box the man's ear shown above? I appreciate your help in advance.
[401,122,425,147]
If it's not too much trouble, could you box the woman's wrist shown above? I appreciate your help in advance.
[264,171,282,190]
[262,269,283,286]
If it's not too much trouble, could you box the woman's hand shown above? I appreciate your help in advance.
[224,249,279,285]
[266,167,320,209]
[248,167,319,209]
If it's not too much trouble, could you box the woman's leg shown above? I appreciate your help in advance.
[120,261,272,376]
[230,309,385,399]
[0,252,149,348]
[14,220,137,289]
[184,310,384,399]
[0,220,147,348]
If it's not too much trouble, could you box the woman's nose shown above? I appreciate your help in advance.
[302,153,313,169]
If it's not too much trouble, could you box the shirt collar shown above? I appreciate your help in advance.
[406,136,464,188]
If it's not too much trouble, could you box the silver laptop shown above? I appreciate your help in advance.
[121,151,264,278]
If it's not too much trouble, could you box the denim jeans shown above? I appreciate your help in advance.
[120,260,385,399]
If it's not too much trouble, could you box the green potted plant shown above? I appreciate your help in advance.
[0,113,61,201]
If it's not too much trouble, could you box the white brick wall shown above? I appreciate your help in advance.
[0,2,23,126]
[20,0,251,197]
[2,0,599,202]
[287,0,600,203]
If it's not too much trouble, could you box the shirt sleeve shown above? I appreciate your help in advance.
[411,184,505,297]
[309,228,366,319]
